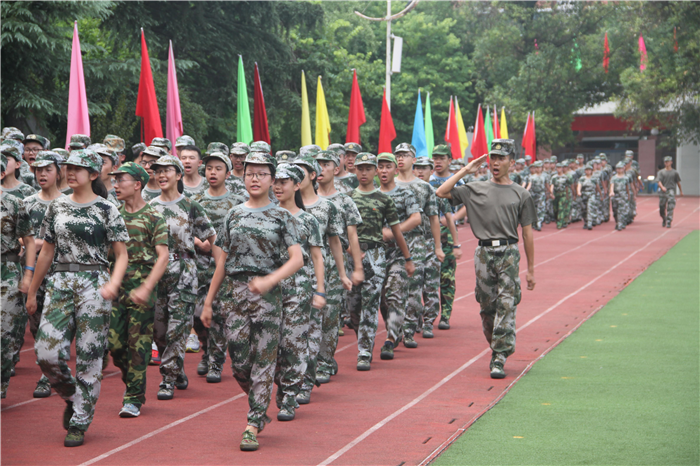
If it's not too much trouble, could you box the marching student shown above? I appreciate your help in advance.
[327,143,358,192]
[610,162,631,231]
[180,145,208,198]
[1,143,37,199]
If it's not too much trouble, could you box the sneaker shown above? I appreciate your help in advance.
[277,406,295,421]
[240,430,259,451]
[338,327,344,336]
[33,378,51,398]
[197,359,208,376]
[380,341,394,360]
[422,327,434,339]
[490,362,506,379]
[175,373,188,390]
[64,426,84,447]
[149,342,160,365]
[206,369,222,383]
[296,390,310,405]
[316,372,330,384]
[356,355,371,371]
[119,403,140,418]
[185,334,200,353]
[330,358,338,376]
[403,335,418,349]
[438,319,450,330]
[63,401,74,430]
[666,221,672,228]
[157,382,174,400]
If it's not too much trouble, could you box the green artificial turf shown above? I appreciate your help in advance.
[435,230,699,466]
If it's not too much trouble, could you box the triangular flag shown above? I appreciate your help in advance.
[499,107,509,139]
[455,97,469,159]
[522,112,536,158]
[66,21,90,149]
[639,34,648,71]
[236,56,253,144]
[485,106,494,148]
[253,63,270,144]
[603,32,610,74]
[471,104,488,159]
[346,69,366,144]
[572,39,582,72]
[378,88,396,154]
[444,97,461,159]
[411,91,427,157]
[315,76,331,149]
[135,29,162,145]
[166,41,183,150]
[492,105,499,142]
[301,71,312,147]
[425,92,435,157]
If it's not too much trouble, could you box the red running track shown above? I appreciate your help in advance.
[3,196,699,466]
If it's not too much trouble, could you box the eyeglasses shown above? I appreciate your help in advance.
[139,159,156,167]
[394,153,413,159]
[244,172,271,180]
[24,147,41,153]
[114,177,137,184]
[154,167,177,176]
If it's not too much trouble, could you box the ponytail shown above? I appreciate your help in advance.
[294,190,305,211]
[91,176,109,199]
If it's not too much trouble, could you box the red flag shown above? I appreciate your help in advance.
[378,88,396,153]
[639,34,648,71]
[253,63,270,144]
[603,32,610,73]
[444,97,461,159]
[522,112,536,158]
[470,104,488,160]
[135,29,163,145]
[346,69,366,144]
[493,105,500,140]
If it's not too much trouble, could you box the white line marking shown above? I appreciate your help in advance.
[335,330,386,354]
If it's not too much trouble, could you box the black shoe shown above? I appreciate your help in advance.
[438,319,450,330]
[196,359,208,376]
[380,341,394,360]
[316,372,330,384]
[403,335,418,348]
[10,368,15,377]
[33,378,51,398]
[277,406,295,421]
[64,426,84,447]
[206,369,222,383]
[422,327,434,339]
[63,401,74,430]
[330,358,338,376]
[157,382,174,400]
[175,373,188,390]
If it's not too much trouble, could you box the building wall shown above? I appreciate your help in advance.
[676,142,699,196]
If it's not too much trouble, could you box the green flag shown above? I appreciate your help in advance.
[572,39,582,72]
[485,106,494,148]
[237,56,253,144]
[425,92,434,157]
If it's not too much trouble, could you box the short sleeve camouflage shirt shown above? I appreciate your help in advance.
[149,194,216,257]
[119,203,168,270]
[319,192,362,250]
[304,197,342,258]
[349,188,399,245]
[396,178,437,237]
[3,181,37,200]
[381,185,422,239]
[2,191,32,255]
[22,193,65,238]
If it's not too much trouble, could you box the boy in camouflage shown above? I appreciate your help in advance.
[437,139,536,380]
[348,153,415,371]
[181,144,208,197]
[526,161,547,230]
[578,164,601,230]
[344,142,362,175]
[108,162,169,418]
[610,162,631,230]
[22,133,50,189]
[656,156,683,228]
[328,143,359,192]
[550,163,571,229]
[137,146,167,202]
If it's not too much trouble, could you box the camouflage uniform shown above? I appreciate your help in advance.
[591,169,603,225]
[335,174,359,192]
[421,197,449,332]
[347,188,399,363]
[1,191,32,397]
[141,187,162,203]
[183,177,209,198]
[35,195,129,432]
[551,173,571,229]
[656,164,681,227]
[610,173,630,230]
[216,203,299,430]
[2,181,37,200]
[149,194,215,386]
[579,175,598,229]
[225,175,250,200]
[108,203,168,408]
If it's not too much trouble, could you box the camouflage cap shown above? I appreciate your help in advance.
[294,156,321,175]
[24,134,50,149]
[663,156,673,162]
[432,144,451,157]
[449,163,460,171]
[2,127,24,141]
[203,151,233,172]
[490,139,516,158]
[516,158,526,164]
[315,150,339,167]
[377,152,397,166]
[175,135,196,148]
[52,148,69,162]
[150,137,172,151]
[275,163,305,184]
[32,151,63,168]
[142,145,169,159]
[132,142,147,157]
[598,153,608,160]
[592,157,602,164]
[480,163,489,168]
[89,143,119,166]
[549,156,558,163]
[576,153,585,159]
[327,143,346,156]
[1,144,22,161]
[585,163,594,170]
[624,150,634,158]
[206,142,229,158]
[243,151,276,168]
[344,142,362,154]
[3,139,24,155]
[230,142,250,156]
[299,144,321,158]
[275,150,297,163]
[64,149,103,172]
[532,160,543,167]
[413,156,434,168]
[69,134,91,149]
[250,141,271,154]
[103,134,125,153]
[394,142,416,157]
[109,161,150,185]
[452,158,465,167]
[151,154,184,173]
[354,152,377,167]
[0,154,6,173]
[524,155,532,161]
[615,161,626,169]
[556,162,566,168]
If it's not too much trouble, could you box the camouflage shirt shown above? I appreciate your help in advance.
[183,176,209,199]
[304,197,342,259]
[333,179,353,194]
[289,210,323,267]
[509,172,523,185]
[528,173,546,194]
[1,190,32,255]
[142,186,162,202]
[225,175,249,200]
[349,188,399,245]
[380,185,422,241]
[149,194,216,257]
[2,181,37,200]
[22,193,66,237]
[216,203,300,276]
[41,196,129,266]
[119,203,169,270]
[579,176,597,196]
[19,160,39,190]
[107,189,121,207]
[551,174,571,195]
[336,173,359,190]
[319,192,362,250]
[396,178,438,238]
[610,175,629,196]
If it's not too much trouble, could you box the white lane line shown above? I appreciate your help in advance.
[317,207,699,466]
[335,330,386,354]
[79,393,246,466]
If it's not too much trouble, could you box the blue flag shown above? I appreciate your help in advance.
[411,90,427,157]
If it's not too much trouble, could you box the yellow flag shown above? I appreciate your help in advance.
[301,71,312,147]
[455,97,469,158]
[315,76,331,149]
[500,106,509,139]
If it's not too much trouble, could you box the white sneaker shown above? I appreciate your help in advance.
[119,403,140,418]
[185,334,200,353]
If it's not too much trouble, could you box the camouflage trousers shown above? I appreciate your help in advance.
[276,272,312,409]
[35,270,111,432]
[346,247,387,358]
[592,193,602,225]
[194,284,227,373]
[222,274,281,431]
[440,242,456,321]
[612,193,630,229]
[631,192,637,217]
[474,245,521,361]
[553,193,570,228]
[659,191,676,224]
[316,254,346,378]
[108,268,157,408]
[380,247,408,343]
[153,260,197,384]
[28,281,51,387]
[531,192,546,230]
[581,194,596,229]
[545,196,554,223]
[421,244,442,331]
[570,195,582,222]
[403,237,428,337]
[1,262,24,396]
[603,194,611,222]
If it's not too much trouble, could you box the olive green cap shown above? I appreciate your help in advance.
[250,141,271,154]
[327,143,346,156]
[344,142,362,154]
[103,134,125,153]
[244,151,276,168]
[24,134,50,149]
[490,139,516,158]
[89,143,119,166]
[0,144,22,161]
[354,152,377,167]
[394,142,416,157]
[150,137,172,151]
[294,156,321,174]
[413,156,434,168]
[206,142,229,158]
[175,135,196,148]
[69,134,91,149]
[230,142,250,156]
[109,161,150,185]
[377,152,397,166]
[275,150,297,163]
[141,145,169,159]
[299,144,321,158]
[432,144,450,157]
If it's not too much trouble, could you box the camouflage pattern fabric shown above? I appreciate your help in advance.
[183,177,209,198]
[528,174,546,231]
[141,187,161,202]
[610,175,630,229]
[107,189,120,207]
[349,189,400,245]
[551,175,571,229]
[19,160,39,190]
[225,175,250,200]
[333,179,353,194]
[23,194,66,237]
[659,191,676,225]
[474,244,521,364]
[421,244,441,331]
[318,192,362,250]
[346,248,386,358]
[440,240,457,321]
[2,181,37,199]
[579,177,597,229]
[335,174,359,191]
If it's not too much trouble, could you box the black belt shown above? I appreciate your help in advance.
[478,238,518,247]
[54,263,108,272]
[1,253,21,263]
[359,242,382,252]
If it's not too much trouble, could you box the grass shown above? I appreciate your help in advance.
[435,230,699,466]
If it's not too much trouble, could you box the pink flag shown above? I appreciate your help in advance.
[639,35,647,71]
[166,41,183,150]
[65,21,90,149]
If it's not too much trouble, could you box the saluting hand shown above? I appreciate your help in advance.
[461,154,488,175]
